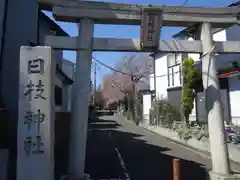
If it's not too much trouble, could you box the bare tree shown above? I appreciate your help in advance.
[100,54,153,106]
[94,86,105,109]
[101,74,123,105]
[108,54,153,122]
[113,54,153,93]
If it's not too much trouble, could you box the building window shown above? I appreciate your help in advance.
[179,65,182,85]
[167,54,176,67]
[167,53,183,67]
[167,54,183,87]
[167,68,170,87]
[171,68,174,86]
[176,54,182,64]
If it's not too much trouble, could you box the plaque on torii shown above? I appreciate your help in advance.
[140,8,162,51]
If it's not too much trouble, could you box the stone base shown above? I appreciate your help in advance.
[209,171,240,180]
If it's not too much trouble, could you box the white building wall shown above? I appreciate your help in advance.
[142,94,152,124]
[150,55,168,100]
[229,76,240,126]
[214,29,227,41]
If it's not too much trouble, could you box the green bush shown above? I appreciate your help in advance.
[181,58,200,124]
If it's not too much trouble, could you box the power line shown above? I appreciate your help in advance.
[92,56,180,79]
[181,0,189,7]
[92,56,128,75]
[92,42,216,80]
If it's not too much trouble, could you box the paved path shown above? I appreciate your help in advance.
[85,115,240,180]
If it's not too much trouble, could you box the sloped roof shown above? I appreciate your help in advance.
[39,11,69,37]
[56,64,74,85]
[62,58,75,66]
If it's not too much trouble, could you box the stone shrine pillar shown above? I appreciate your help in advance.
[17,46,55,180]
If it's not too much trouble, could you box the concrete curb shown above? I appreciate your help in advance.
[117,114,240,169]
[140,126,212,157]
[139,125,240,171]
[118,114,211,159]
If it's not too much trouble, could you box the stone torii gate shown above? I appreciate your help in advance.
[38,1,240,180]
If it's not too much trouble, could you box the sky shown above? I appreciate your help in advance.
[44,0,236,86]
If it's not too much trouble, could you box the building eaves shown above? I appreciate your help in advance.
[56,65,74,85]
[62,58,75,66]
[39,11,69,37]
[149,52,169,59]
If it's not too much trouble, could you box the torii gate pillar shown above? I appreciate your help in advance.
[69,18,94,180]
[201,22,230,178]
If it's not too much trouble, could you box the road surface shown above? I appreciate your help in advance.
[85,114,240,180]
